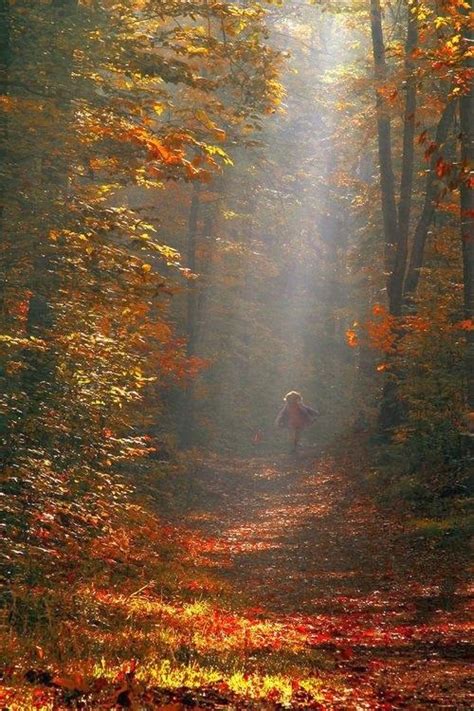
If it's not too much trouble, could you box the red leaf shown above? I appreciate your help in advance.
[435,157,450,178]
[417,129,428,144]
[340,646,354,660]
[424,141,438,160]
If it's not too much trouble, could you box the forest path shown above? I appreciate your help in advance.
[181,452,400,613]
[158,449,472,707]
[169,450,469,616]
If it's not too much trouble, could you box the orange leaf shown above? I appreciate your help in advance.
[372,303,386,317]
[345,328,359,348]
[456,319,474,331]
[52,674,88,692]
[148,139,182,165]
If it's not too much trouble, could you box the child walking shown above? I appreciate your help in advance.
[275,391,319,453]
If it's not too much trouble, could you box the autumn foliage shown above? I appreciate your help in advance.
[0,0,472,708]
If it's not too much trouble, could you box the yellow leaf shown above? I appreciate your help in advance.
[195,109,226,141]
[195,109,215,129]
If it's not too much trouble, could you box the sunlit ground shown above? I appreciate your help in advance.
[2,452,472,709]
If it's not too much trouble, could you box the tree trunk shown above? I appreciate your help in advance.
[370,0,399,300]
[186,183,201,357]
[0,0,10,306]
[0,0,10,449]
[394,9,417,314]
[370,0,417,432]
[16,0,78,459]
[460,14,474,410]
[195,199,217,345]
[181,182,201,447]
[0,0,10,260]
[404,100,456,297]
[26,0,78,335]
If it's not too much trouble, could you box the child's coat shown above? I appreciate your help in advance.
[275,399,319,430]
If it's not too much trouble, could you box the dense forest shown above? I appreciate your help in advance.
[0,0,472,708]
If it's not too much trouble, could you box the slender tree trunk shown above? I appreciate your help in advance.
[370,0,400,432]
[0,0,10,450]
[20,0,78,457]
[460,13,474,410]
[28,0,78,334]
[370,0,399,296]
[186,183,201,357]
[0,0,10,261]
[370,1,419,431]
[181,182,201,447]
[404,100,456,297]
[371,1,420,316]
[394,9,417,314]
[195,200,217,344]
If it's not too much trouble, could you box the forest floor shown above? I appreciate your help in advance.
[153,446,473,709]
[6,447,473,709]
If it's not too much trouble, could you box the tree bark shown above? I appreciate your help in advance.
[181,182,201,447]
[404,100,456,297]
[0,0,10,298]
[18,0,78,459]
[0,0,10,244]
[370,0,399,297]
[370,0,417,432]
[460,12,474,410]
[393,9,417,314]
[27,0,78,334]
[186,182,201,358]
[0,0,10,448]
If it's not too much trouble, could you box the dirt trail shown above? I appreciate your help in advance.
[184,454,395,611]
[174,453,467,613]
[160,451,473,707]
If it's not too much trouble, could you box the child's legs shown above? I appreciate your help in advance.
[295,427,302,448]
[290,428,302,451]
